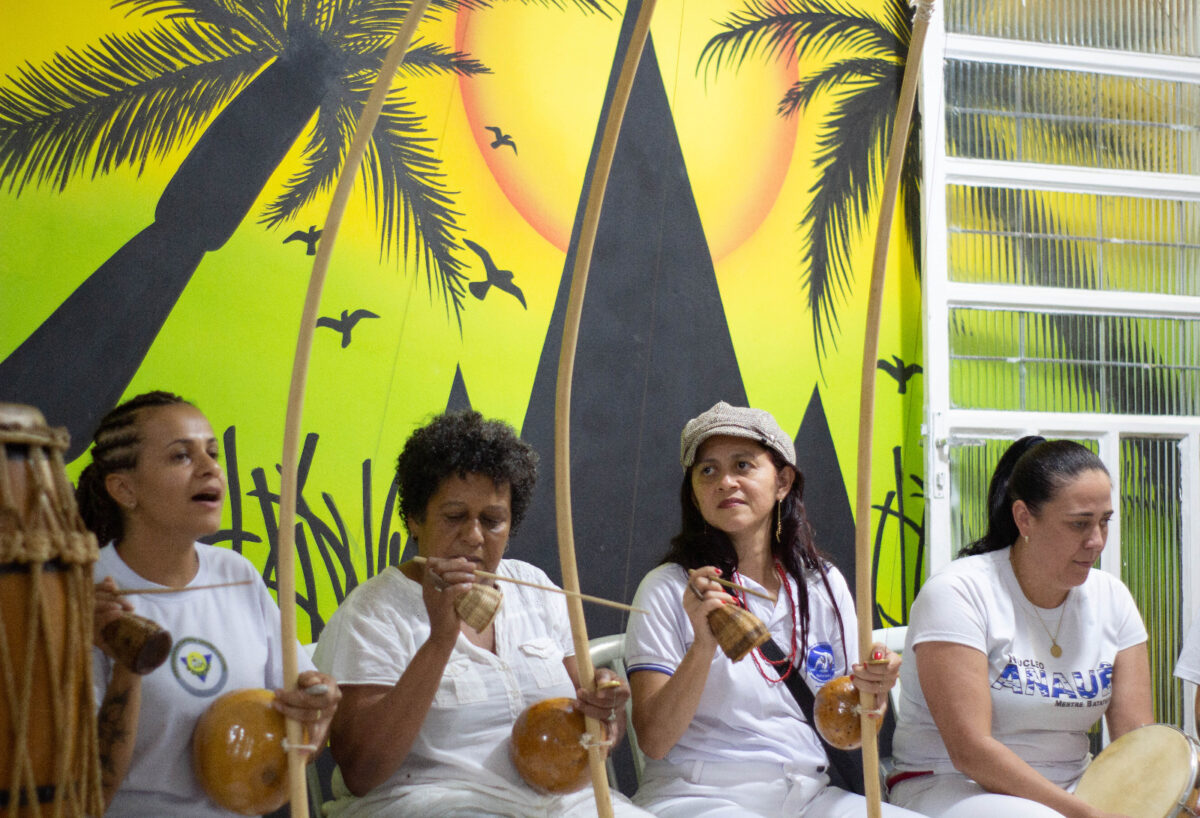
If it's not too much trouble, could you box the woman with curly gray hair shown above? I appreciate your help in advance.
[314,410,650,817]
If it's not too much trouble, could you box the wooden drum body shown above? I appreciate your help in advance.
[1075,724,1199,818]
[0,404,102,817]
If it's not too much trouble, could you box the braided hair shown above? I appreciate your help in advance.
[76,391,192,545]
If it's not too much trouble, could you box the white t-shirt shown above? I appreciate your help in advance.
[313,560,581,811]
[1174,606,1200,685]
[891,549,1147,788]
[623,562,856,777]
[92,543,314,818]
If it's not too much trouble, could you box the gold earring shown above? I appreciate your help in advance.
[775,501,782,542]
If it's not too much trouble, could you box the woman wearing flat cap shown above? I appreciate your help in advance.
[624,402,921,817]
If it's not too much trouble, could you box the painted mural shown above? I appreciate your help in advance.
[0,0,923,642]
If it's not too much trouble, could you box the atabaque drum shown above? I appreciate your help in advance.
[0,403,103,817]
[1074,723,1199,818]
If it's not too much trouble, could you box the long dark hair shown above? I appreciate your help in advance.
[959,436,1109,557]
[660,448,848,662]
[76,391,192,545]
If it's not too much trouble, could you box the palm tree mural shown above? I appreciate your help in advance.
[698,0,921,365]
[0,0,604,455]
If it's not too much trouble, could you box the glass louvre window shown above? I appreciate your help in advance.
[947,186,1200,294]
[948,437,1014,554]
[944,60,1200,174]
[947,436,1100,556]
[948,308,1200,414]
[944,0,1200,59]
[1119,436,1185,725]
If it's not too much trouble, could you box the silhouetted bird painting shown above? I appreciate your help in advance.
[484,126,517,155]
[316,309,379,348]
[464,239,526,309]
[877,355,923,394]
[284,225,323,255]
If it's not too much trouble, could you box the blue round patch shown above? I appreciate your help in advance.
[805,642,837,683]
[170,637,229,698]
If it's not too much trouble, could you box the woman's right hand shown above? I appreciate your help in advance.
[684,567,734,651]
[420,556,477,642]
[93,576,134,658]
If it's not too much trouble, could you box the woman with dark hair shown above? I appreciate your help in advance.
[888,436,1151,818]
[314,410,651,817]
[624,402,918,817]
[82,391,339,815]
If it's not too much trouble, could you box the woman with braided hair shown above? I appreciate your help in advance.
[81,391,340,816]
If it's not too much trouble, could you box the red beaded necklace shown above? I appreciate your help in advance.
[735,562,800,684]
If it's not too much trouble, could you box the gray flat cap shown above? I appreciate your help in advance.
[680,401,796,468]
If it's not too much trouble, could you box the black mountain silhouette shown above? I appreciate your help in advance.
[517,11,861,641]
[518,20,747,639]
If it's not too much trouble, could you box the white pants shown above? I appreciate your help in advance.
[888,772,1067,818]
[324,776,652,818]
[633,761,927,818]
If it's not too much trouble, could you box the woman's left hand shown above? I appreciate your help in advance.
[850,643,901,718]
[273,671,342,757]
[575,668,629,741]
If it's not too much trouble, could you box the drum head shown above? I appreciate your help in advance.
[1074,724,1197,818]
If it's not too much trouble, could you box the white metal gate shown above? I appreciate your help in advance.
[918,0,1200,730]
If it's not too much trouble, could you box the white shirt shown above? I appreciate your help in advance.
[1173,606,1200,684]
[624,562,857,776]
[314,560,578,804]
[92,543,314,818]
[892,549,1147,788]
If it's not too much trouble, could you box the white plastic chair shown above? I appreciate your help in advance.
[588,633,646,789]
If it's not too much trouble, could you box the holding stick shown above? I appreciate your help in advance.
[412,556,646,614]
[852,2,936,817]
[275,2,433,815]
[705,576,777,603]
[115,580,254,596]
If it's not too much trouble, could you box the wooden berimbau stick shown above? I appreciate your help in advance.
[411,556,647,615]
[114,580,255,596]
[708,575,777,603]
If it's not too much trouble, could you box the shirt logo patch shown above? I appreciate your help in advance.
[991,656,1113,707]
[806,642,837,683]
[171,637,229,697]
